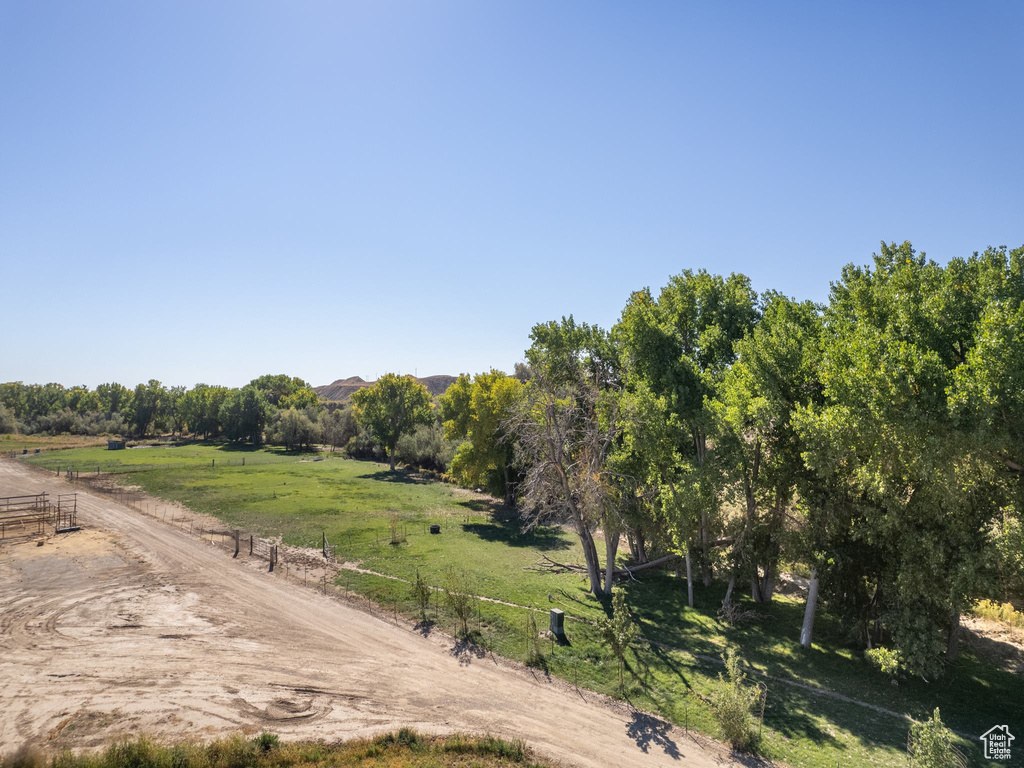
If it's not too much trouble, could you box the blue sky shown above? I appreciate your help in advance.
[1,2,1022,388]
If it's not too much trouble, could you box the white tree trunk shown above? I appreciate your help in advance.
[684,550,694,608]
[800,568,819,648]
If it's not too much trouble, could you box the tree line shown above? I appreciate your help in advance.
[2,241,1022,680]
[0,373,457,470]
[436,241,1024,681]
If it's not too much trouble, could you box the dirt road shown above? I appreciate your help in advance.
[0,460,742,767]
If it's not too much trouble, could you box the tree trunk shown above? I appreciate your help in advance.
[700,509,712,586]
[945,611,961,662]
[685,549,694,608]
[502,464,513,507]
[723,572,736,607]
[388,446,397,471]
[751,569,763,603]
[800,568,819,648]
[577,523,604,596]
[604,525,619,594]
[635,529,648,565]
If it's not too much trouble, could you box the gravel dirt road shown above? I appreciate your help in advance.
[0,459,743,767]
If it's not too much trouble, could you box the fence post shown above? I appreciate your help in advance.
[250,535,253,555]
[233,529,240,558]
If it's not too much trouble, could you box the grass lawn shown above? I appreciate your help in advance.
[22,444,1023,768]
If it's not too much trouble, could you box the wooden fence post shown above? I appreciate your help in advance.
[233,529,240,558]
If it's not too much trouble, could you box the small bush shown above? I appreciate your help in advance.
[104,737,160,768]
[442,567,474,636]
[597,591,637,690]
[908,708,964,768]
[251,733,279,754]
[709,649,764,753]
[411,569,432,618]
[866,646,905,682]
[373,727,422,749]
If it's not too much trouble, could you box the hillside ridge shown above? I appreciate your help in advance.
[314,374,456,402]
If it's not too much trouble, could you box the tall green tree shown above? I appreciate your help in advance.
[95,382,132,416]
[351,373,432,470]
[130,379,166,437]
[795,242,1011,677]
[440,370,524,505]
[614,270,758,586]
[250,374,318,409]
[712,293,822,604]
[220,385,271,445]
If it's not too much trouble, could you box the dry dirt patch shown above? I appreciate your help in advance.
[0,460,744,768]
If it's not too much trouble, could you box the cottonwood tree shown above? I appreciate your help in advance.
[507,317,625,596]
[614,271,758,587]
[249,374,317,408]
[270,407,321,450]
[795,242,1010,676]
[440,370,524,505]
[712,293,822,605]
[130,379,166,437]
[95,382,132,417]
[320,406,358,452]
[180,384,229,438]
[220,385,271,445]
[351,373,432,470]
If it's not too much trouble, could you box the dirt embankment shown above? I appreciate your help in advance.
[0,459,747,768]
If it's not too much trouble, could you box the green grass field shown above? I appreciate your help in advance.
[22,444,1023,768]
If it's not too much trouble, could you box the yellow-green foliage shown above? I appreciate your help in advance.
[0,731,542,768]
[973,599,1024,629]
[908,709,964,768]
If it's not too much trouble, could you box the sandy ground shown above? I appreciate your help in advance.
[0,460,748,768]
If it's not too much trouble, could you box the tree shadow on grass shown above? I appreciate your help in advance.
[461,522,572,551]
[456,498,507,515]
[625,711,681,759]
[456,499,573,551]
[357,469,432,485]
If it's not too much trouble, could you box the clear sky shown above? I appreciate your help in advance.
[1,2,1022,389]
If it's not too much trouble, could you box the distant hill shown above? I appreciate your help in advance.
[314,375,457,403]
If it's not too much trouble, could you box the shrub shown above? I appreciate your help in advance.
[973,599,1024,629]
[251,732,279,753]
[908,708,964,768]
[395,422,457,472]
[710,648,764,753]
[373,728,422,749]
[0,404,17,434]
[442,567,474,636]
[597,590,637,690]
[866,646,905,682]
[411,569,432,619]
